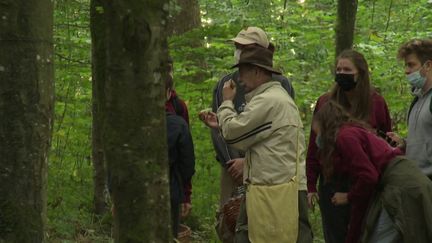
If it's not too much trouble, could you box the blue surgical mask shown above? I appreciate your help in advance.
[407,70,427,89]
[406,62,431,89]
[315,135,322,149]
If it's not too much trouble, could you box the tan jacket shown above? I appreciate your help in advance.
[217,81,307,189]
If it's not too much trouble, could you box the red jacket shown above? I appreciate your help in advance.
[333,125,402,243]
[306,92,392,193]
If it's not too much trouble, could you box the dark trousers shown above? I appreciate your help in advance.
[235,190,313,243]
[171,199,180,238]
[318,176,351,243]
[298,190,314,243]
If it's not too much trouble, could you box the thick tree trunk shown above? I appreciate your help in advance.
[90,0,107,216]
[335,0,358,56]
[103,1,171,242]
[167,0,201,36]
[0,0,54,242]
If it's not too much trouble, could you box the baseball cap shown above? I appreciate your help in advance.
[230,27,269,48]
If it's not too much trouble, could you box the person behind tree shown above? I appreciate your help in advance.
[198,26,312,243]
[165,74,195,238]
[312,100,432,243]
[306,49,392,243]
[164,57,194,219]
[387,39,432,180]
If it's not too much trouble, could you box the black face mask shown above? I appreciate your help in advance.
[335,73,356,91]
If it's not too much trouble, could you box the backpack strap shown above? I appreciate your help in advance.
[171,95,184,117]
[407,96,419,124]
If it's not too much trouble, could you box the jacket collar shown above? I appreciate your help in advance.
[245,81,280,102]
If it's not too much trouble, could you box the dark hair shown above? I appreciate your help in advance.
[329,49,372,122]
[397,39,432,64]
[314,101,368,180]
[167,56,174,73]
[165,74,173,91]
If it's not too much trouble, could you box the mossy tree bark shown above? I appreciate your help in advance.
[90,0,108,216]
[0,0,54,242]
[335,0,358,56]
[102,0,171,242]
[167,0,201,36]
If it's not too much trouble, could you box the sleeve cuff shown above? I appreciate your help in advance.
[307,183,318,193]
[219,100,234,109]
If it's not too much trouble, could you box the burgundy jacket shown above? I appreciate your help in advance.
[333,125,402,243]
[306,92,392,193]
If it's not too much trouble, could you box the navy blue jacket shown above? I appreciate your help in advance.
[166,112,195,203]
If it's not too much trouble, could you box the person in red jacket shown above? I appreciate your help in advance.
[312,101,432,243]
[306,50,392,243]
[165,57,193,219]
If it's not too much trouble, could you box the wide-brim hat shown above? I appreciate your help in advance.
[231,46,281,74]
[230,27,269,48]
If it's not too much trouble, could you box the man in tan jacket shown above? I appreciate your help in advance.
[199,27,312,243]
[217,45,306,242]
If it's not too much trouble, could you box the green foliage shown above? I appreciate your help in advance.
[48,0,109,241]
[48,0,431,242]
[170,0,432,241]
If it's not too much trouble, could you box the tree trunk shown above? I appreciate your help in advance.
[167,0,201,36]
[90,0,108,216]
[102,1,171,242]
[0,0,54,242]
[335,0,358,56]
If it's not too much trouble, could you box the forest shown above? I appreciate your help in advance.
[1,0,431,242]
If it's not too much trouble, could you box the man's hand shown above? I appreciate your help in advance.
[222,79,236,101]
[180,203,192,218]
[227,158,244,183]
[331,192,348,206]
[198,110,218,128]
[307,192,319,210]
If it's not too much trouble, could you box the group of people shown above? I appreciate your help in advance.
[166,26,432,243]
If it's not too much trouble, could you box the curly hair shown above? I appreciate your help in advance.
[314,101,368,180]
[397,39,432,64]
[329,49,373,122]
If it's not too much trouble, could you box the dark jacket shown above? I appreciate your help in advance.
[210,70,295,167]
[361,157,432,243]
[166,112,195,203]
[165,90,193,203]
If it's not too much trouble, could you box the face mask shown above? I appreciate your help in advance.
[407,61,432,89]
[234,49,241,64]
[315,135,322,149]
[335,73,356,91]
[407,69,427,89]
